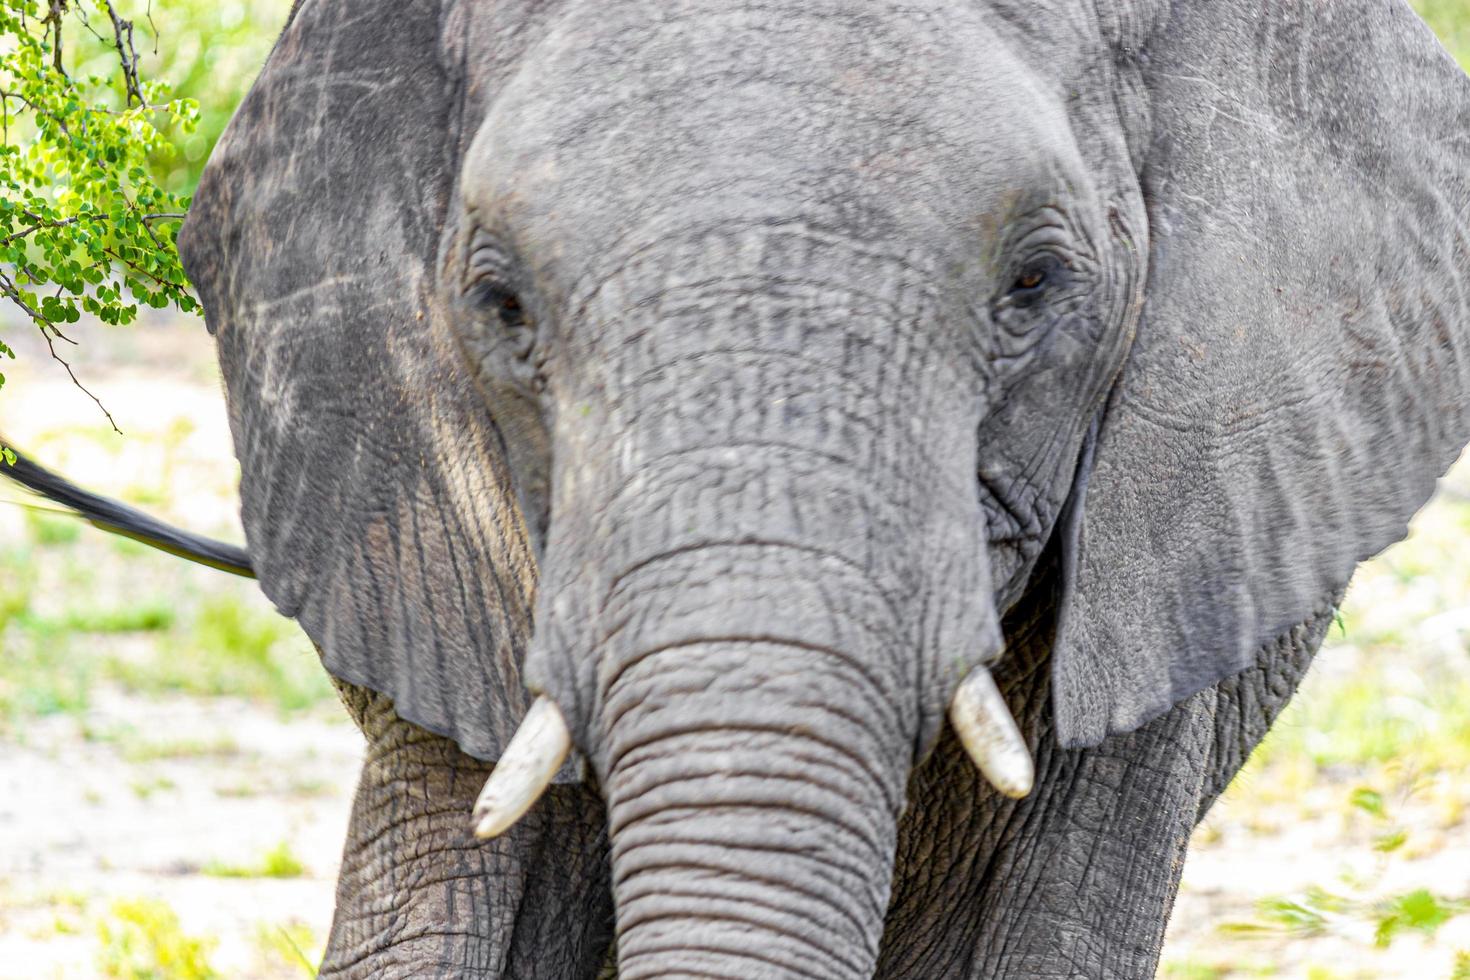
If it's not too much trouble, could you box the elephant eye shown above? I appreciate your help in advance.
[1006,255,1064,309]
[468,279,529,327]
[463,275,538,368]
[462,229,531,333]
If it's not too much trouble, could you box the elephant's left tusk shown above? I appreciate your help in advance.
[472,696,572,838]
[949,665,1034,799]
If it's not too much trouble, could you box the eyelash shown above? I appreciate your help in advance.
[462,227,538,363]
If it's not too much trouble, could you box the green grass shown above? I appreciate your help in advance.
[1161,962,1230,980]
[25,511,82,546]
[120,484,169,508]
[119,734,240,763]
[129,775,178,801]
[201,841,306,880]
[46,603,177,634]
[0,546,35,622]
[1372,889,1467,948]
[104,595,335,712]
[0,605,98,723]
[1242,655,1470,773]
[109,537,153,559]
[0,509,334,729]
[1161,959,1277,979]
[253,921,321,977]
[95,897,218,980]
[1218,879,1469,951]
[0,443,335,728]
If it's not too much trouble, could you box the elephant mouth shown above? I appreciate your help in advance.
[471,672,1033,839]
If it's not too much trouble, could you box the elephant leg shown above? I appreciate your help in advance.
[879,698,1212,979]
[321,682,614,979]
[877,575,1336,980]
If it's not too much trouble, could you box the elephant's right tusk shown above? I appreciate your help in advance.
[949,665,1034,799]
[472,696,572,838]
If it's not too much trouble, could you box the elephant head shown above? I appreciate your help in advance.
[179,0,1470,975]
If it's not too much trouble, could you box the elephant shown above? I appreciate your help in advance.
[10,0,1470,976]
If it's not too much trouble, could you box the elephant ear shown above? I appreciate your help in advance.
[1053,0,1470,748]
[179,0,535,761]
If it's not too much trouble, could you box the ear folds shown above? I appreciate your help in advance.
[179,0,535,761]
[1053,1,1470,748]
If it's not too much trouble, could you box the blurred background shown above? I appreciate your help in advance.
[2,2,1470,977]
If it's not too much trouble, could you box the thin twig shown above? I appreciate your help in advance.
[99,245,189,291]
[0,89,75,138]
[100,1,142,106]
[0,216,79,247]
[0,272,119,433]
[42,0,69,77]
[145,0,157,56]
[72,2,107,46]
[0,212,183,248]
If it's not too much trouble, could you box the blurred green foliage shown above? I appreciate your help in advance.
[1414,0,1470,69]
[254,921,322,978]
[202,840,306,880]
[19,0,292,202]
[109,593,334,711]
[0,519,333,729]
[1215,787,1470,954]
[123,0,291,195]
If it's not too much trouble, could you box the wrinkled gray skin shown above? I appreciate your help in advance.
[178,0,1470,977]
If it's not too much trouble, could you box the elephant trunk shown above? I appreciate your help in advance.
[599,541,909,979]
[540,384,936,976]
[543,421,970,976]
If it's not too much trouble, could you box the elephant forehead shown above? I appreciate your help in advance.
[459,0,1082,288]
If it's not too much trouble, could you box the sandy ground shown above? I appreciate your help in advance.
[3,314,1470,978]
[0,318,363,978]
[0,697,360,978]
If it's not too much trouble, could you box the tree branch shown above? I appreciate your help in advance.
[0,88,74,139]
[99,0,142,106]
[0,211,185,248]
[42,0,68,77]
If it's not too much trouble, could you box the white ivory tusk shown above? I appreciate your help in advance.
[949,665,1034,799]
[472,696,572,838]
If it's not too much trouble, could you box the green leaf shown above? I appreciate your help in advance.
[1373,889,1466,948]
[1349,787,1387,820]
